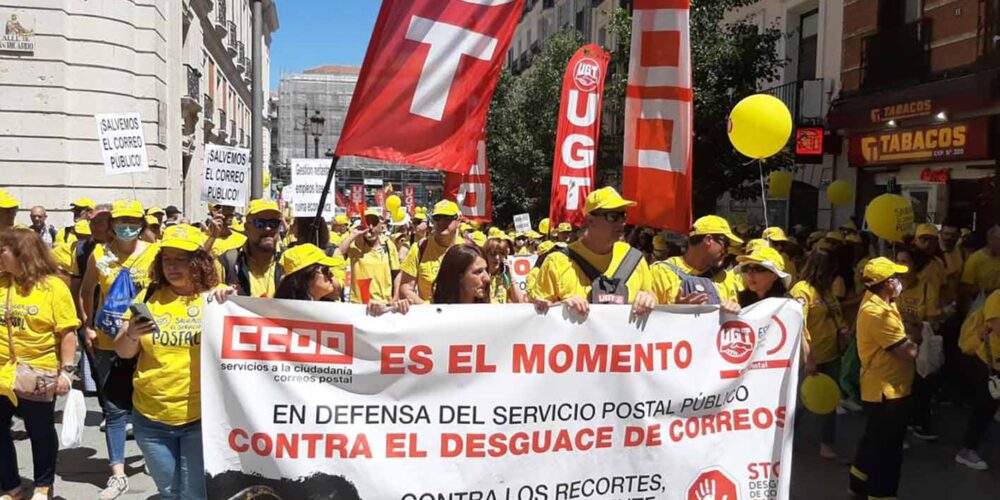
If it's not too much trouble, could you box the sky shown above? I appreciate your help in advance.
[269,1,380,90]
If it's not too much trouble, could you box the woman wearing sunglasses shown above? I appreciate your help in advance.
[274,244,346,301]
[735,246,791,307]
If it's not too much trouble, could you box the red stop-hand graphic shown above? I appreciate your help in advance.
[687,468,739,500]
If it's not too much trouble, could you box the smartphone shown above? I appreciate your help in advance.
[128,303,159,333]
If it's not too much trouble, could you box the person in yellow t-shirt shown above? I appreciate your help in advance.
[938,220,964,309]
[399,200,465,304]
[483,237,525,304]
[531,187,656,317]
[960,225,1000,307]
[954,289,1000,470]
[649,215,743,311]
[217,199,283,298]
[0,190,19,232]
[79,199,159,497]
[526,241,557,298]
[53,197,95,248]
[0,228,80,500]
[338,208,401,305]
[850,257,918,500]
[205,204,247,256]
[790,247,848,460]
[115,224,219,500]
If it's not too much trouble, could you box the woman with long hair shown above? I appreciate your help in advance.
[482,238,525,304]
[274,244,345,301]
[735,246,790,307]
[0,228,80,500]
[114,225,220,500]
[432,244,490,304]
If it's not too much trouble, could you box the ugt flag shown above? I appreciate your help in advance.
[335,0,525,175]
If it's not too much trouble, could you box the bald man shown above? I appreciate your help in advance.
[29,205,58,247]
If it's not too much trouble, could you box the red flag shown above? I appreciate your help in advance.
[334,0,525,174]
[348,184,366,217]
[335,190,347,210]
[403,185,417,214]
[549,44,610,228]
[622,0,693,231]
[444,137,492,222]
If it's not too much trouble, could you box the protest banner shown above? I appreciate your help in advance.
[513,213,532,234]
[290,159,335,218]
[201,145,250,207]
[403,185,417,214]
[549,45,610,228]
[507,254,537,293]
[444,137,492,222]
[94,112,149,176]
[348,184,366,218]
[202,298,802,500]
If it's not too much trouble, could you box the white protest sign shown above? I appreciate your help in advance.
[201,145,250,207]
[202,298,803,500]
[507,254,537,293]
[94,112,149,176]
[290,158,335,219]
[513,213,532,234]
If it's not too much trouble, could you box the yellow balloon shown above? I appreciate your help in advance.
[827,180,853,206]
[800,374,840,415]
[538,218,550,235]
[728,94,793,159]
[865,194,914,243]
[392,206,406,223]
[385,195,401,212]
[767,171,793,199]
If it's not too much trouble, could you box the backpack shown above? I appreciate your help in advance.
[100,285,158,411]
[220,248,284,297]
[664,262,723,305]
[94,251,147,336]
[557,246,644,305]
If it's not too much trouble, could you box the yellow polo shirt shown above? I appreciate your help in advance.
[650,256,739,304]
[959,290,1000,368]
[400,236,460,301]
[897,276,941,324]
[347,236,400,304]
[941,245,964,305]
[0,275,81,371]
[532,241,651,303]
[961,249,1000,293]
[247,259,278,298]
[790,279,846,365]
[857,292,914,402]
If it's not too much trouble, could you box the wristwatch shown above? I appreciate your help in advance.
[61,365,79,376]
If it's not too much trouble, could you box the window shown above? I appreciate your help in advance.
[797,10,818,80]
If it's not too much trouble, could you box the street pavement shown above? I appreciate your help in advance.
[10,395,1000,499]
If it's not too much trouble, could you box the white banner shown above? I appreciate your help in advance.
[95,112,149,176]
[201,145,250,207]
[202,299,802,500]
[290,159,335,219]
[507,254,537,293]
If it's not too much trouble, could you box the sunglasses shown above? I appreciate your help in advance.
[593,211,627,223]
[251,219,281,230]
[432,215,457,223]
[742,264,770,274]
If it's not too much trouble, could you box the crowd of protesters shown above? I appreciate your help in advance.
[0,186,998,500]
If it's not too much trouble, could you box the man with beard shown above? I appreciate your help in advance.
[219,199,283,298]
[338,208,400,304]
[651,215,744,309]
[399,200,465,303]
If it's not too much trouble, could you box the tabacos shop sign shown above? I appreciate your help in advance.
[849,119,990,167]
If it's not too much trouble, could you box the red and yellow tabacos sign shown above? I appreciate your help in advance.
[849,119,990,167]
[869,99,933,123]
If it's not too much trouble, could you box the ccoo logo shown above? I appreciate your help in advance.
[573,58,601,92]
[717,320,756,365]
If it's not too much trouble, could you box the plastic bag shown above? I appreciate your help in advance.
[59,389,86,449]
[916,322,944,378]
[94,268,137,337]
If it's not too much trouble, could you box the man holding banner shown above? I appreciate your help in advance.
[651,216,744,309]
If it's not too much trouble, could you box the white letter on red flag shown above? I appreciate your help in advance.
[444,137,493,222]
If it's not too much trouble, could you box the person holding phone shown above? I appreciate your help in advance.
[114,224,222,500]
[337,208,399,305]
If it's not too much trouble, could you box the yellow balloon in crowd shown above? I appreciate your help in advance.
[728,94,793,159]
[800,373,840,415]
[386,195,401,212]
[538,218,550,235]
[767,171,793,199]
[827,180,853,206]
[865,193,914,243]
[392,206,407,223]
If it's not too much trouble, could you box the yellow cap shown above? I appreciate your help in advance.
[823,231,844,242]
[146,206,165,216]
[247,199,281,217]
[144,215,160,226]
[744,238,770,254]
[690,215,744,246]
[862,257,908,286]
[230,220,245,232]
[583,187,636,215]
[432,200,460,217]
[335,214,349,225]
[461,222,472,232]
[915,223,939,239]
[0,190,19,209]
[111,200,144,219]
[537,241,557,256]
[281,243,341,276]
[469,231,487,247]
[364,207,383,218]
[652,234,668,251]
[985,292,1000,322]
[74,219,92,236]
[961,228,972,237]
[557,222,572,233]
[71,197,96,210]
[737,246,791,286]
[527,230,542,239]
[160,224,207,252]
[762,227,788,242]
[840,221,858,231]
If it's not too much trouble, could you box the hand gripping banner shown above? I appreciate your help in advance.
[202,298,803,499]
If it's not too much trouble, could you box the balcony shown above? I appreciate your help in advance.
[236,43,247,72]
[203,95,215,130]
[227,23,238,56]
[761,79,824,125]
[230,120,237,145]
[861,18,931,90]
[531,40,541,55]
[218,110,228,140]
[182,66,202,117]
[213,0,227,36]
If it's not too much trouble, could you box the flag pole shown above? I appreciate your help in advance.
[312,155,339,246]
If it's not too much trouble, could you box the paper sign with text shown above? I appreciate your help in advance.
[513,213,532,234]
[507,254,537,293]
[201,145,250,207]
[202,298,802,499]
[95,112,149,176]
[290,159,335,219]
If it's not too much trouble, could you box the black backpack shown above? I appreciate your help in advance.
[557,246,644,305]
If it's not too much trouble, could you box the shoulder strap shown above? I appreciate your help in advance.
[664,262,688,278]
[48,225,57,240]
[142,283,158,303]
[63,226,72,243]
[557,247,602,283]
[611,248,644,283]
[417,239,429,264]
[273,250,284,288]
[4,284,16,363]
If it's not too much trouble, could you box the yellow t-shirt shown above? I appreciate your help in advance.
[526,267,541,297]
[897,276,941,324]
[54,226,78,247]
[93,243,160,350]
[209,232,247,257]
[532,241,652,303]
[781,252,798,284]
[941,245,964,305]
[790,280,845,365]
[348,236,400,304]
[961,249,1000,293]
[857,292,914,402]
[490,272,511,304]
[400,236,461,301]
[247,259,278,298]
[0,275,81,370]
[959,290,1000,368]
[650,256,739,304]
[123,286,222,425]
[51,241,76,276]
[329,232,344,247]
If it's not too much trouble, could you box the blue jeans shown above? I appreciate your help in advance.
[132,411,205,500]
[92,348,130,466]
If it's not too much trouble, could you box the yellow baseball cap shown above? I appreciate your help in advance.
[583,187,636,215]
[537,241,557,256]
[527,230,542,239]
[0,190,19,209]
[364,207,383,218]
[862,257,908,286]
[432,200,460,217]
[744,238,770,254]
[470,231,487,247]
[247,199,281,217]
[737,246,791,286]
[761,227,789,242]
[460,222,472,233]
[230,220,245,232]
[915,223,939,239]
[281,243,341,276]
[961,228,972,237]
[823,231,844,242]
[144,215,160,226]
[146,206,165,216]
[74,219,92,236]
[334,214,349,225]
[160,224,207,252]
[846,233,863,244]
[111,200,144,219]
[690,215,744,246]
[840,221,858,231]
[557,222,573,233]
[70,197,96,210]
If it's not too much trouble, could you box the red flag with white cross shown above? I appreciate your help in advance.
[622,0,693,231]
[334,0,525,175]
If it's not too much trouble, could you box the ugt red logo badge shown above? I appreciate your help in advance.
[717,320,756,365]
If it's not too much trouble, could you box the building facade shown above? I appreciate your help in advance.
[0,0,277,227]
[509,0,629,74]
[273,66,443,209]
